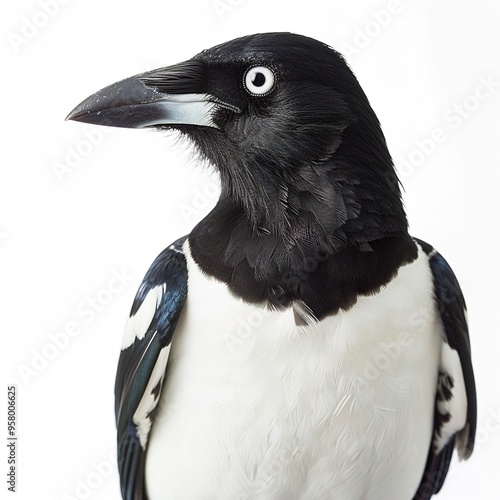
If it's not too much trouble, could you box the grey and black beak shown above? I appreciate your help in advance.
[66,60,227,129]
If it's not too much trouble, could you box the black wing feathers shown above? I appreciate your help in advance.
[413,238,476,500]
[115,236,188,500]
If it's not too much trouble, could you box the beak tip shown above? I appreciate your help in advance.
[65,111,77,122]
[65,103,108,126]
[65,103,88,123]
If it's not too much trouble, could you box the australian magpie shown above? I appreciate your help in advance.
[67,32,476,500]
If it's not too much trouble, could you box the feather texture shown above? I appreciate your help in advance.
[115,237,188,500]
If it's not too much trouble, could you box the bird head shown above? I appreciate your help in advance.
[67,32,403,234]
[68,33,414,316]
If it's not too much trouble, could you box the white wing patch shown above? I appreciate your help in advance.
[434,341,468,455]
[133,344,171,449]
[122,285,165,349]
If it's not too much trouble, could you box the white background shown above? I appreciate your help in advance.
[2,0,500,499]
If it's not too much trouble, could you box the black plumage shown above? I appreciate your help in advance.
[171,34,417,318]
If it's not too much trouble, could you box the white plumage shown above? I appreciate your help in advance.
[142,241,445,500]
[122,285,165,349]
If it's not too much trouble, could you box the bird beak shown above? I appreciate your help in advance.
[66,60,226,129]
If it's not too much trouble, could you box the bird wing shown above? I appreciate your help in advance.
[114,236,188,500]
[413,239,477,500]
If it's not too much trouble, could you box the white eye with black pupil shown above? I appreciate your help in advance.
[244,66,275,96]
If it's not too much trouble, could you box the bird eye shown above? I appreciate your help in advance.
[244,66,275,96]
